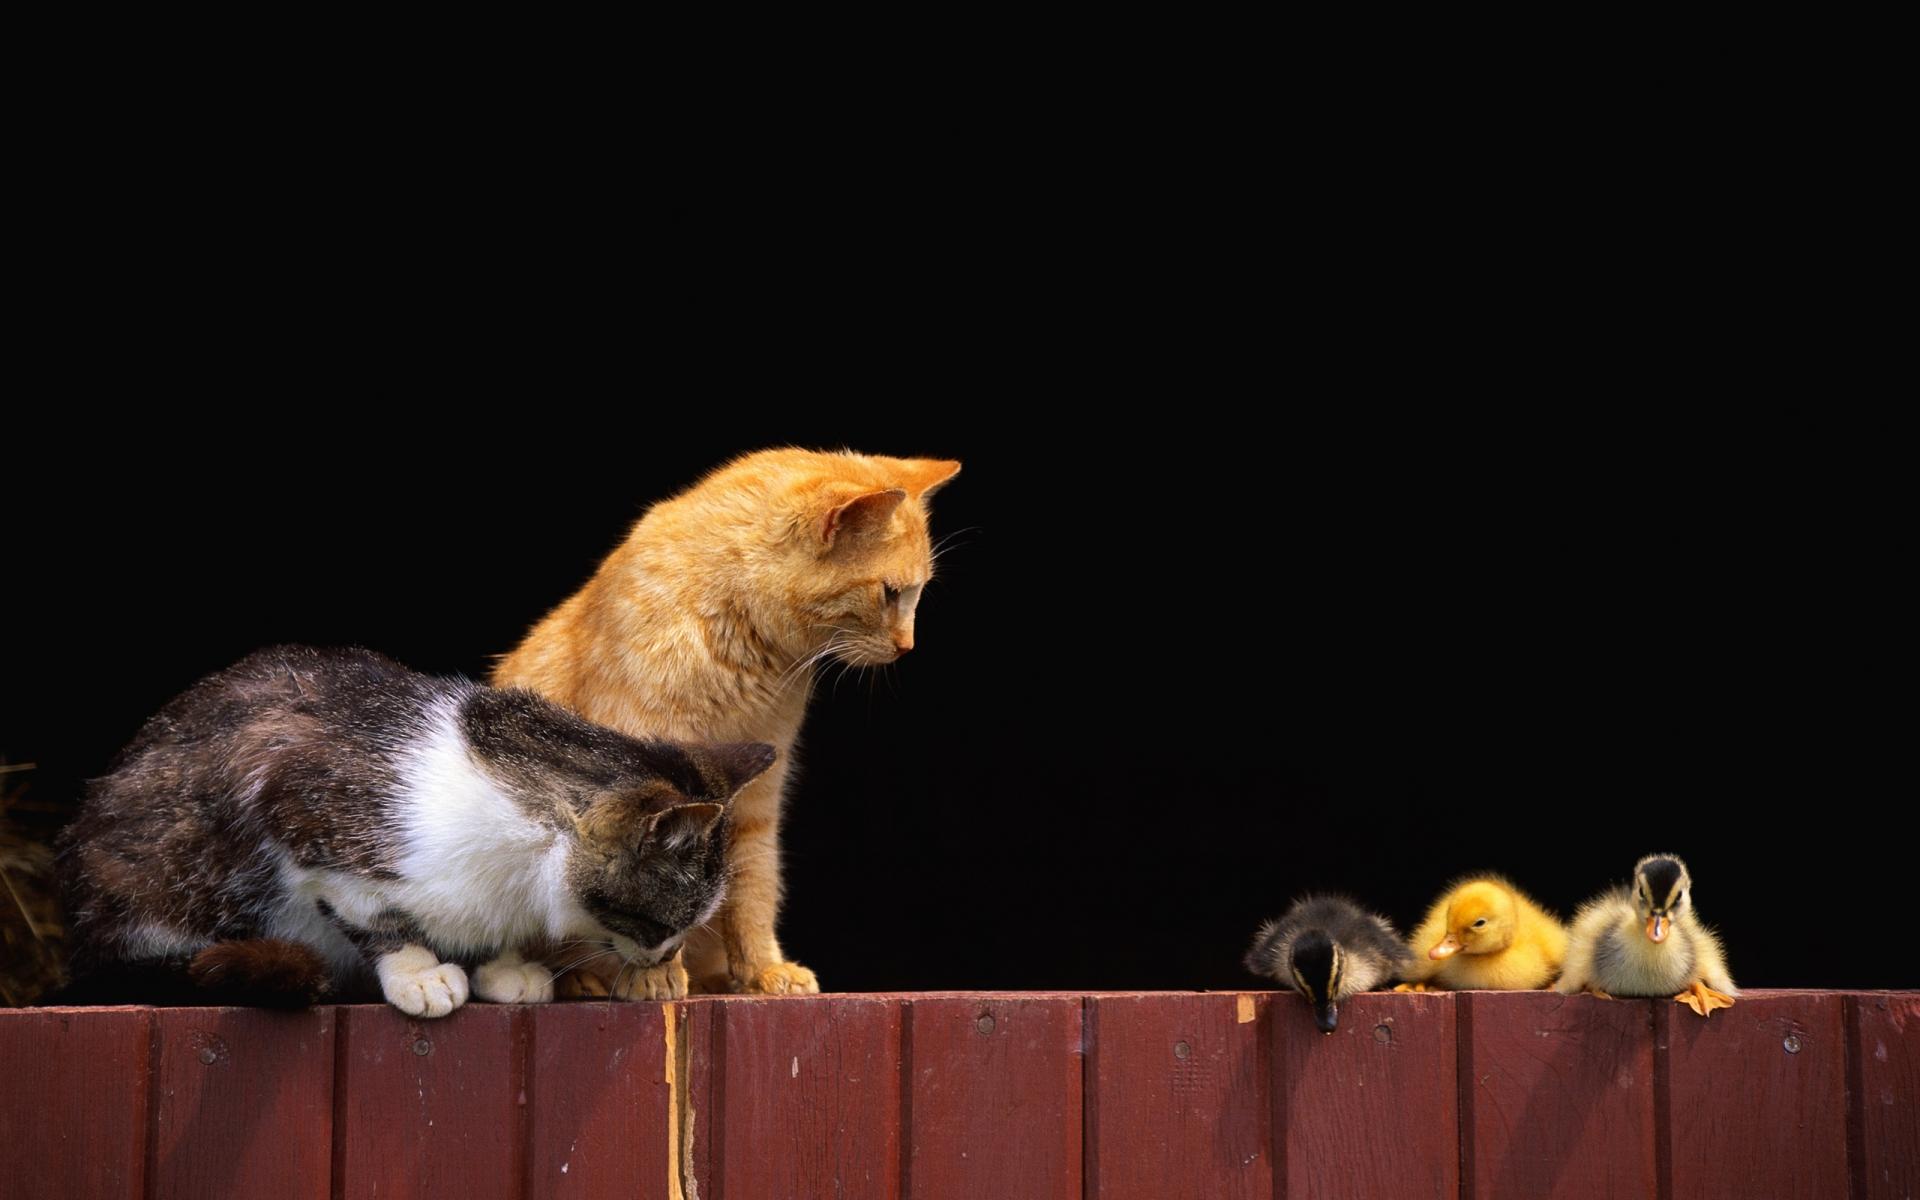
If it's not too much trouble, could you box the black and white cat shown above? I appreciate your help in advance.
[58,645,775,1015]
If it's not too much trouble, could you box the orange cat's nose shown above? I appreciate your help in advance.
[892,636,914,655]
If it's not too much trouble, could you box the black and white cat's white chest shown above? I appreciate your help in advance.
[265,696,600,976]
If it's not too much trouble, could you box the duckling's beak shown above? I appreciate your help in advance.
[1315,1002,1339,1034]
[1645,915,1669,943]
[1429,935,1463,960]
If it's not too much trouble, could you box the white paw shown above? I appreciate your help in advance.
[377,945,470,1018]
[473,957,555,1005]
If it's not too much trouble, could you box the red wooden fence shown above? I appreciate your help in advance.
[0,990,1913,1199]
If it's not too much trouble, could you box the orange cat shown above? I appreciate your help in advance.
[493,448,961,997]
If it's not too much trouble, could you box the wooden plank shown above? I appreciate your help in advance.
[706,996,901,1200]
[1461,991,1655,1200]
[0,1007,152,1200]
[1848,993,1919,1200]
[905,995,1083,1200]
[525,1002,673,1198]
[333,1003,528,1200]
[1273,989,1457,1200]
[1085,992,1267,1200]
[1662,990,1848,1200]
[150,1007,335,1200]
[681,998,721,1195]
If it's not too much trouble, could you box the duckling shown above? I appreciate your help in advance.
[1556,853,1737,1016]
[1245,896,1414,1033]
[1397,875,1568,991]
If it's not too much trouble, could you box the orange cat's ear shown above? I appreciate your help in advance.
[899,458,961,500]
[821,488,907,549]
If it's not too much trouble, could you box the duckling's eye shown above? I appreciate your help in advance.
[1472,918,1488,928]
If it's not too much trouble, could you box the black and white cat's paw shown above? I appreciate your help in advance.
[473,953,555,1005]
[376,945,470,1018]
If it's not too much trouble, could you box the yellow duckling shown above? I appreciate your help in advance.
[1398,876,1567,991]
[1556,853,1737,1016]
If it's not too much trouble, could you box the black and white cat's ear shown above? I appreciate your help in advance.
[704,742,778,796]
[820,488,907,549]
[650,802,727,850]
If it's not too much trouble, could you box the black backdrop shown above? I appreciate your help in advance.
[6,418,1907,990]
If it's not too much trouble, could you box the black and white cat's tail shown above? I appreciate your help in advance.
[53,940,333,1008]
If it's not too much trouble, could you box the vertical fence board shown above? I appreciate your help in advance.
[1663,991,1847,1200]
[1460,992,1656,1200]
[905,995,1083,1200]
[526,1003,672,1199]
[334,1004,527,1200]
[709,996,901,1200]
[1085,992,1268,1200]
[1848,993,1919,1200]
[1274,989,1457,1200]
[682,998,721,1195]
[0,1007,151,1200]
[151,1008,334,1200]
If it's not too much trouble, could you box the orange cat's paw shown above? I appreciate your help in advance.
[611,958,688,1001]
[740,961,820,995]
[554,966,614,999]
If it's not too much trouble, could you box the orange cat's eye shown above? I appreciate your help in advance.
[883,584,901,606]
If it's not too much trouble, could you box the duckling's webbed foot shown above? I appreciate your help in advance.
[1674,981,1736,1017]
[1584,985,1614,1000]
[1392,982,1432,993]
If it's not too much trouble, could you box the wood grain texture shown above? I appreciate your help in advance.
[526,1003,673,1199]
[705,995,902,1200]
[150,1007,335,1200]
[1848,993,1919,1200]
[0,1007,151,1200]
[1460,991,1655,1200]
[1662,990,1848,1200]
[905,996,1083,1200]
[1086,992,1267,1200]
[333,1003,529,1200]
[1273,989,1458,1200]
[681,998,721,1196]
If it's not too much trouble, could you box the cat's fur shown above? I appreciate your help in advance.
[495,447,961,996]
[57,645,774,1015]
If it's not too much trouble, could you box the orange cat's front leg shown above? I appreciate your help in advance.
[720,766,819,995]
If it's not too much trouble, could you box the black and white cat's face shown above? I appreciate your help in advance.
[568,741,777,965]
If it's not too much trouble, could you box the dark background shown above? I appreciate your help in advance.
[6,414,1907,991]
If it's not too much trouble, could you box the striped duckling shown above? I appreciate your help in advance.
[1556,853,1737,1016]
[1246,896,1413,1033]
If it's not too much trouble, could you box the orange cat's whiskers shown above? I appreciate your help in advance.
[928,525,979,568]
[778,627,859,690]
